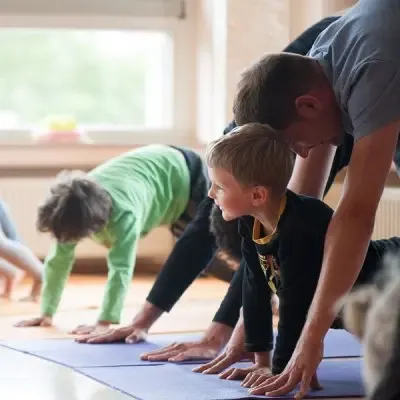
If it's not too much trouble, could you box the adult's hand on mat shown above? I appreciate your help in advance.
[70,321,112,336]
[14,315,52,327]
[76,323,148,344]
[141,321,232,362]
[249,339,323,399]
[193,316,251,375]
[192,345,253,375]
[220,364,272,384]
[141,341,221,362]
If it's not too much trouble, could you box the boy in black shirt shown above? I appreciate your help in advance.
[205,123,400,394]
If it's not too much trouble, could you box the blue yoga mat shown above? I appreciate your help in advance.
[78,359,364,399]
[323,329,362,358]
[0,329,361,369]
[0,333,202,368]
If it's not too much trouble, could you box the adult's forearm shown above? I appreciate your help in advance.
[213,263,243,328]
[131,300,164,329]
[203,321,233,348]
[304,211,375,339]
[288,145,336,200]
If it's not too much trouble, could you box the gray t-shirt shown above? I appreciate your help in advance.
[308,0,400,142]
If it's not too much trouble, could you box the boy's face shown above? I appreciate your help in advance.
[207,167,255,221]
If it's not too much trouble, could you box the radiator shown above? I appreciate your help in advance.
[0,177,174,259]
[324,183,400,240]
[0,178,399,258]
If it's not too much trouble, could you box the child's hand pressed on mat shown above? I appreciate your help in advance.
[14,315,52,327]
[76,323,148,344]
[249,372,322,396]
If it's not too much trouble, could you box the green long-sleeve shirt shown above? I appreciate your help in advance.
[40,144,191,323]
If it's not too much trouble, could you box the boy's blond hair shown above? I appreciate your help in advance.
[206,123,294,197]
[233,53,322,129]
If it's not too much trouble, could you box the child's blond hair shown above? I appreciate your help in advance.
[205,122,294,197]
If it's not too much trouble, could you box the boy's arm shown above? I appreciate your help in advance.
[241,227,274,355]
[271,232,324,374]
[99,213,139,323]
[40,242,77,316]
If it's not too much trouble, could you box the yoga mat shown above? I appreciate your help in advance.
[270,329,362,359]
[322,329,362,358]
[78,359,364,400]
[0,333,202,368]
[0,329,361,370]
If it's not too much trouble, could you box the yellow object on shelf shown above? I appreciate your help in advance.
[32,115,92,144]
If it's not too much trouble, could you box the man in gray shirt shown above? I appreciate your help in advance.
[231,0,400,398]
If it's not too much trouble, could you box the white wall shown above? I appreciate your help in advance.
[193,0,357,144]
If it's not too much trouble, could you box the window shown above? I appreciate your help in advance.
[0,0,195,145]
[0,29,172,131]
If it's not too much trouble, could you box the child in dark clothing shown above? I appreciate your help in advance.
[205,123,400,395]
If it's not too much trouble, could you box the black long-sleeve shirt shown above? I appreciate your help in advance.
[146,16,341,328]
[241,189,400,374]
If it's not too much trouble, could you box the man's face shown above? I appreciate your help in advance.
[282,119,342,158]
[281,93,343,158]
[207,167,254,221]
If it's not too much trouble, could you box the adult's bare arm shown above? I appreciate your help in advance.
[288,144,336,199]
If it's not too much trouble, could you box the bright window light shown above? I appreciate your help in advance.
[0,28,173,131]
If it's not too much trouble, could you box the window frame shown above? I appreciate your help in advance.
[0,12,195,145]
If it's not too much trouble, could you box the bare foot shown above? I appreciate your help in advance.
[0,270,25,300]
[19,279,41,302]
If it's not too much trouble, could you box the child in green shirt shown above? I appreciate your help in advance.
[16,144,209,334]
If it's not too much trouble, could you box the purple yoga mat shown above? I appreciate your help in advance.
[322,329,362,358]
[0,329,361,370]
[0,333,202,368]
[78,359,364,399]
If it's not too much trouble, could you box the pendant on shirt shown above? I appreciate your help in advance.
[258,254,280,294]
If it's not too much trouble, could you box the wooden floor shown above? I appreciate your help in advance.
[0,275,362,399]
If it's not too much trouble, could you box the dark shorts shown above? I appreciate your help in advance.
[169,146,210,238]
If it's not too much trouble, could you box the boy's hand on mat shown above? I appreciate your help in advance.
[76,324,148,344]
[248,339,323,399]
[70,321,111,335]
[14,315,52,327]
[141,341,221,362]
[249,372,321,397]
